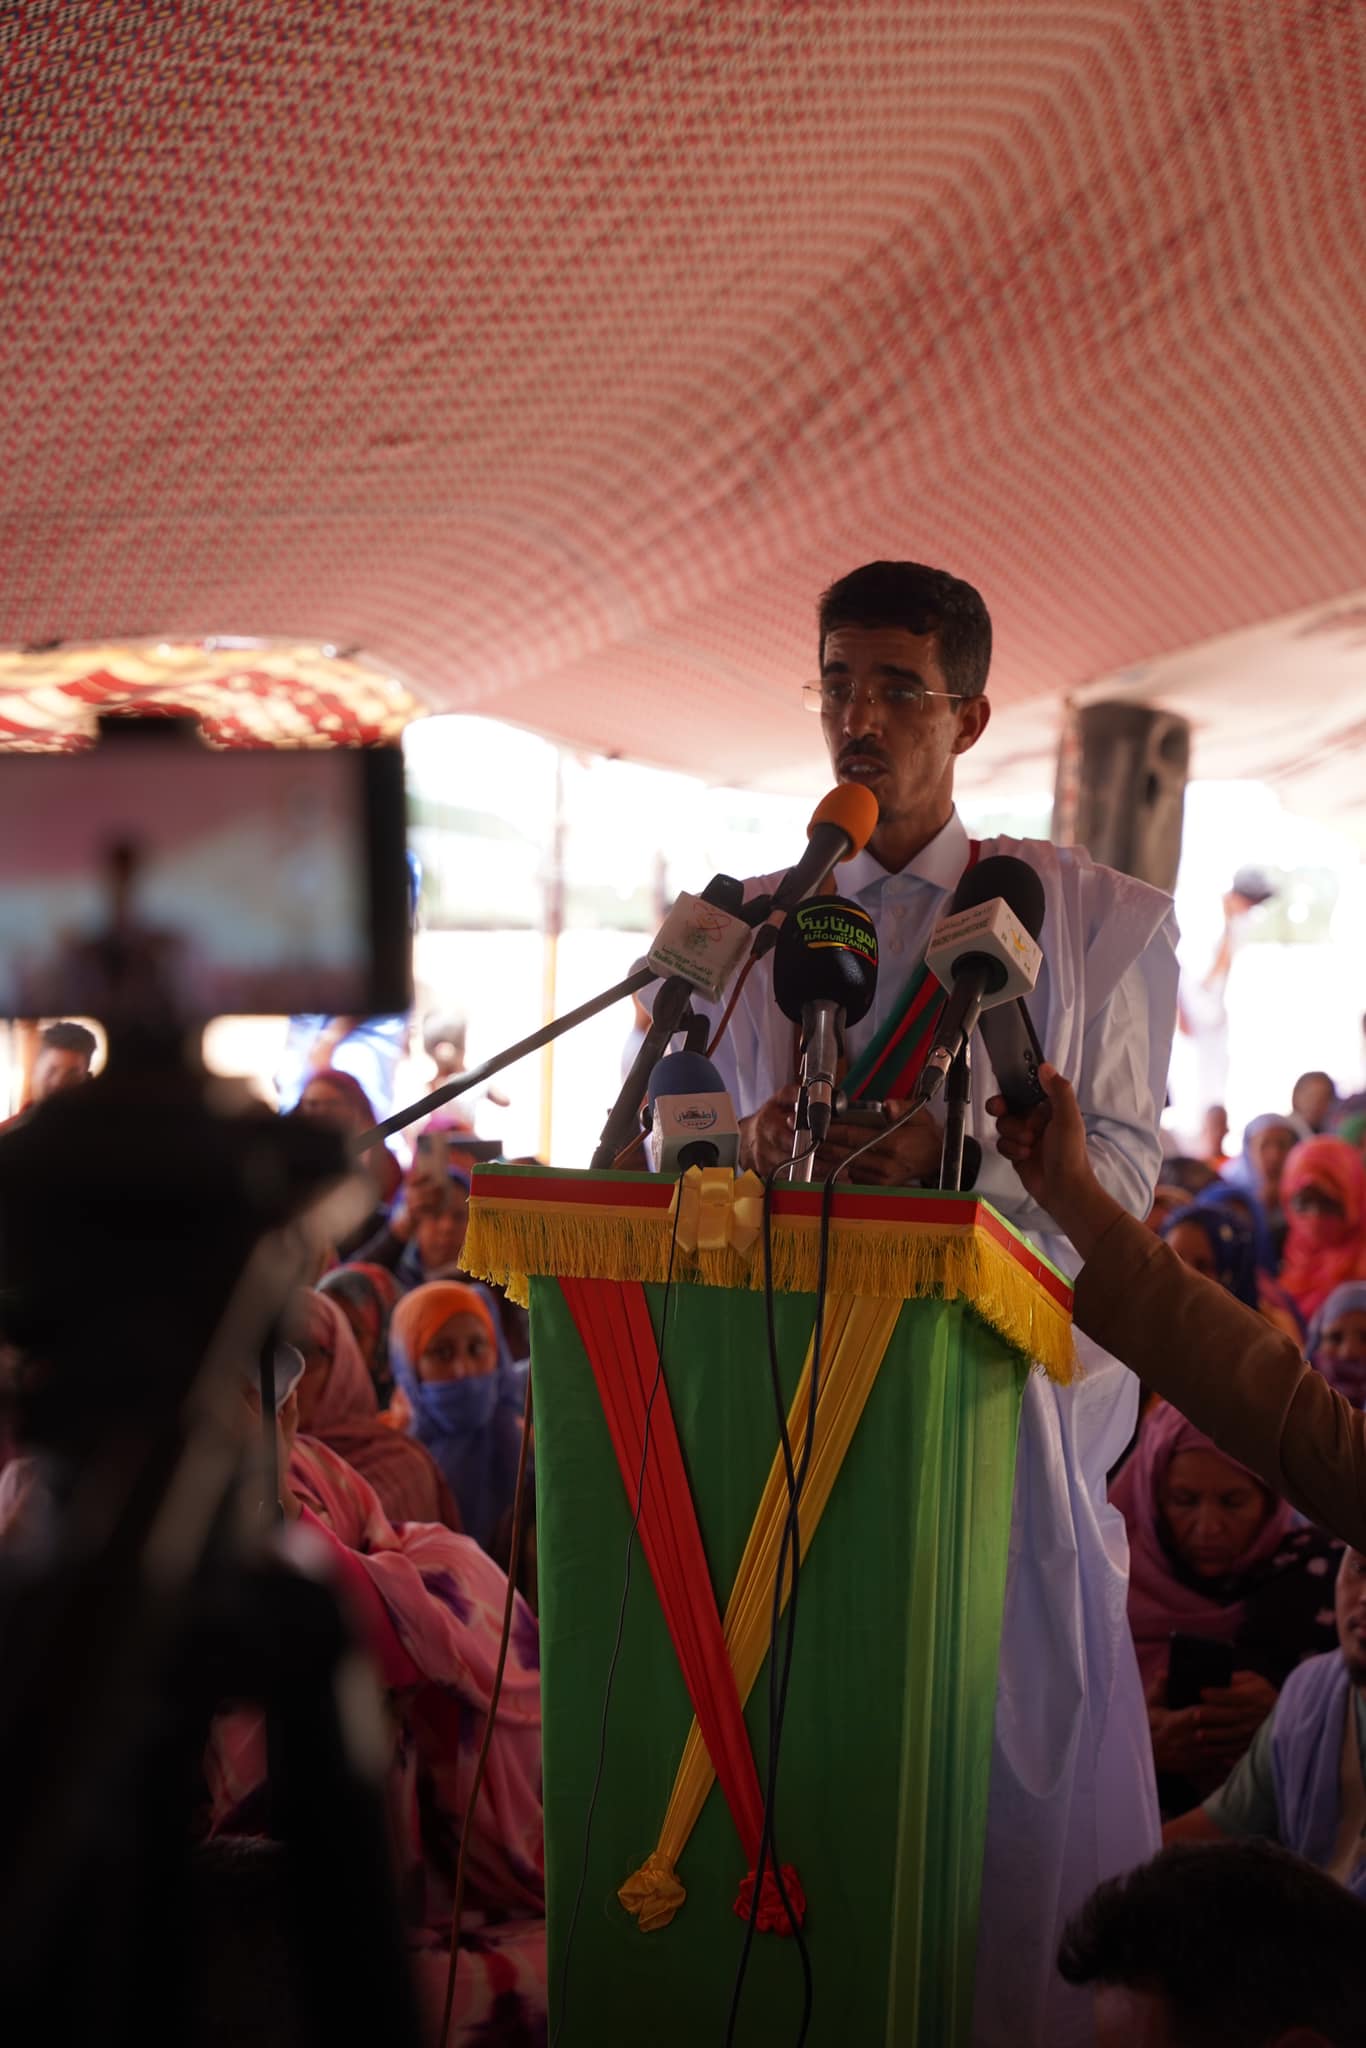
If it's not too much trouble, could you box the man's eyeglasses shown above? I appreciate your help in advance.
[802,677,965,717]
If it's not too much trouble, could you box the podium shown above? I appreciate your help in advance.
[466,1165,1073,2048]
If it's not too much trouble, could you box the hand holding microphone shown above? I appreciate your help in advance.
[987,1062,1125,1257]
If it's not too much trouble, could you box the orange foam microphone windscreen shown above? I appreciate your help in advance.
[808,781,879,861]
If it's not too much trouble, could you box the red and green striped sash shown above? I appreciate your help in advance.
[841,842,980,1105]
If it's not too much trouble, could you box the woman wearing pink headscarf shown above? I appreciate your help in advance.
[1278,1136,1366,1325]
[1111,1402,1340,1817]
[210,1423,546,2041]
[289,1289,462,1533]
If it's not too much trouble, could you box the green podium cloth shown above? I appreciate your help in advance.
[465,1167,1073,2048]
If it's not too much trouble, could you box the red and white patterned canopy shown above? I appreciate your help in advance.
[4,2,1364,802]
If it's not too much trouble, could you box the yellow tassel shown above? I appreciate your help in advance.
[618,1851,687,1932]
[464,1189,1076,1381]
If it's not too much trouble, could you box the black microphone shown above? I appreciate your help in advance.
[916,856,1046,1110]
[977,997,1048,1115]
[772,897,879,1142]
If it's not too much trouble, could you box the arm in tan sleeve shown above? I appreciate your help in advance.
[1073,1209,1366,1550]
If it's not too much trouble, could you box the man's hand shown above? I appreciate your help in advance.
[740,1088,941,1186]
[1148,1702,1218,1777]
[1148,1670,1276,1778]
[1196,1671,1278,1749]
[815,1101,941,1186]
[987,1063,1125,1257]
[738,1084,801,1179]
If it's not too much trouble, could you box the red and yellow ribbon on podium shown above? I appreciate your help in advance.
[466,1165,1074,2048]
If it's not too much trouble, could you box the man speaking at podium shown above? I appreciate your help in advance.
[708,561,1179,2047]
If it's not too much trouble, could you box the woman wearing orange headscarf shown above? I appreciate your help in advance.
[289,1289,462,1533]
[1278,1137,1366,1325]
[390,1281,529,1553]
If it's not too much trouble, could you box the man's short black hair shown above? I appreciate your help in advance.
[817,561,992,698]
[1058,1841,1366,2047]
[38,1021,96,1060]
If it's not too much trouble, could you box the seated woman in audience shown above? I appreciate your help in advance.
[1110,1402,1340,1816]
[0,1344,546,2044]
[1160,1200,1302,1340]
[219,1364,545,2042]
[355,1162,472,1290]
[1164,1547,1366,1899]
[318,1260,401,1408]
[1309,1283,1366,1407]
[289,1288,462,1532]
[1163,1155,1220,1198]
[292,1067,402,1260]
[1205,1111,1299,1269]
[1146,1184,1188,1234]
[1278,1135,1366,1326]
[390,1282,528,1554]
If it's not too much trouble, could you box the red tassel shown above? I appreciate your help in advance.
[733,1862,806,1935]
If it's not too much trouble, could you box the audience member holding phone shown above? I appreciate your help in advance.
[990,1065,1366,1553]
[1162,1548,1366,1897]
[1110,1400,1338,1817]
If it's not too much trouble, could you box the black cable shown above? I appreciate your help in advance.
[724,1145,829,2047]
[551,1195,685,2048]
[725,1093,937,2043]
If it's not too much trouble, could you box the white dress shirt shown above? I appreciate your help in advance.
[706,809,1181,2048]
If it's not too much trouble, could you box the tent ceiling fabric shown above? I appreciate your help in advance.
[4,2,1364,798]
[0,641,420,750]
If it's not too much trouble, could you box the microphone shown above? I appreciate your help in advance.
[915,856,1046,1110]
[769,784,880,917]
[977,996,1047,1115]
[646,878,754,999]
[646,1049,740,1173]
[772,897,879,1143]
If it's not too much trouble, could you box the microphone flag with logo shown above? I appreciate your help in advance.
[914,855,1045,1108]
[772,897,879,1141]
[646,1049,740,1174]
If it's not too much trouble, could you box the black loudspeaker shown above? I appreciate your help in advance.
[1055,701,1191,893]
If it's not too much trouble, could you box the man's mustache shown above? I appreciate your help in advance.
[838,745,891,771]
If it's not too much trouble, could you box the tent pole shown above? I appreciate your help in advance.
[538,750,567,1162]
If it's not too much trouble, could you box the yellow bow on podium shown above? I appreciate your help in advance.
[669,1164,765,1256]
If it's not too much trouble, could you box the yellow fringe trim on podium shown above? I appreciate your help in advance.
[464,1194,1075,1382]
[620,1293,901,1929]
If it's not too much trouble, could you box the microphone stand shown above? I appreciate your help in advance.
[351,962,660,1153]
[352,877,780,1162]
[788,1085,816,1184]
[938,1040,972,1192]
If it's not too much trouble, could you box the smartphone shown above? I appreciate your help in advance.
[415,1131,450,1180]
[1166,1632,1234,1710]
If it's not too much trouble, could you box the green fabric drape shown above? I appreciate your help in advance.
[532,1277,1025,2047]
